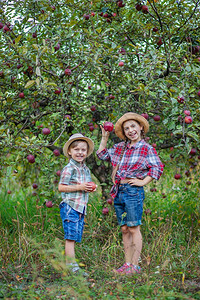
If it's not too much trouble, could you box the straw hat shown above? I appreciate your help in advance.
[63,133,94,158]
[115,112,149,140]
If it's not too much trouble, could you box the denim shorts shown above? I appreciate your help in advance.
[59,202,85,242]
[114,184,145,227]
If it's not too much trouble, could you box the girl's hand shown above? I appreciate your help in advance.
[100,124,110,139]
[127,178,145,187]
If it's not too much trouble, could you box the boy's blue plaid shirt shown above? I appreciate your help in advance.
[59,158,92,214]
[96,139,164,198]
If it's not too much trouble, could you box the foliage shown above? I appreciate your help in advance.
[0,0,200,195]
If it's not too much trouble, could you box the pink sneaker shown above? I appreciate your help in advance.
[124,264,141,275]
[113,263,131,274]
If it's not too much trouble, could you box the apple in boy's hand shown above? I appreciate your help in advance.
[87,182,97,191]
[103,121,114,132]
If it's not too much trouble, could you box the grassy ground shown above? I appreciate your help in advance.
[0,163,200,299]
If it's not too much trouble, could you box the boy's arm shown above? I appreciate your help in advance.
[58,182,95,193]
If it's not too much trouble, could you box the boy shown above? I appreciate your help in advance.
[58,133,95,275]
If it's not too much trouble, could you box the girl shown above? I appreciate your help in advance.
[97,112,164,275]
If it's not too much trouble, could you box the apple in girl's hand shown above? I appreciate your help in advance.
[103,121,114,132]
[88,182,97,191]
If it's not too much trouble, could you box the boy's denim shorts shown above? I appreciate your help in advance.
[114,184,145,227]
[59,202,85,243]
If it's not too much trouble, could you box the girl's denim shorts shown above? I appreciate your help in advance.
[59,202,85,243]
[114,184,145,227]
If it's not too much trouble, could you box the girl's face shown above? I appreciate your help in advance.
[68,141,88,163]
[123,120,143,145]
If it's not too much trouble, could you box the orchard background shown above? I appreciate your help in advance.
[0,0,200,299]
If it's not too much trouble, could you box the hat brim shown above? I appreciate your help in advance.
[63,136,94,158]
[115,112,149,140]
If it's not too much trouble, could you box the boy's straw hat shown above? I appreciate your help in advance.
[63,133,94,158]
[115,112,149,140]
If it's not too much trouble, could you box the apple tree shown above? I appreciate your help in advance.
[0,0,200,199]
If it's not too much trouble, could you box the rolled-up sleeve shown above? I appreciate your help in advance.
[96,148,111,161]
[146,148,164,180]
[59,165,72,185]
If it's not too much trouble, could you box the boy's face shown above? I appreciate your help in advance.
[68,141,88,163]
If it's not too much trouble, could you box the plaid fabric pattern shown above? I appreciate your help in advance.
[59,158,92,214]
[96,139,164,198]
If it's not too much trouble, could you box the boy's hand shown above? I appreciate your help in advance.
[79,182,97,192]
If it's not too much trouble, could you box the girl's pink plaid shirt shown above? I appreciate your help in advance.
[96,139,164,198]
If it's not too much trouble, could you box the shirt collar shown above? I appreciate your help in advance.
[70,158,86,168]
[126,139,144,149]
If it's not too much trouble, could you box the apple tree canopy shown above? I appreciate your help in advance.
[0,0,200,193]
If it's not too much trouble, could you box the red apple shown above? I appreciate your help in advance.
[90,105,96,111]
[88,182,97,191]
[27,154,35,163]
[83,14,90,20]
[117,1,125,7]
[185,116,193,124]
[157,38,163,46]
[64,68,72,76]
[89,125,94,132]
[104,121,114,132]
[174,173,181,180]
[32,32,37,38]
[118,61,124,66]
[17,64,23,69]
[184,110,190,116]
[46,201,53,208]
[19,92,25,98]
[32,183,38,189]
[141,113,149,120]
[153,27,158,32]
[113,13,117,17]
[7,190,12,194]
[42,128,51,135]
[55,88,61,94]
[197,90,200,97]
[54,43,60,51]
[153,115,160,121]
[88,85,92,89]
[53,149,60,156]
[141,5,149,13]
[91,12,95,17]
[177,96,185,103]
[109,94,115,99]
[186,181,191,185]
[107,198,113,205]
[189,148,196,155]
[56,170,61,176]
[102,207,109,215]
[0,22,3,29]
[103,13,109,18]
[185,170,190,177]
[3,25,10,32]
[135,3,143,11]
[152,143,157,148]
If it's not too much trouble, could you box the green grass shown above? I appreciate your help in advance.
[0,163,200,299]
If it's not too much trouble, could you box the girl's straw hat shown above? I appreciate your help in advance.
[63,133,94,158]
[115,112,149,140]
